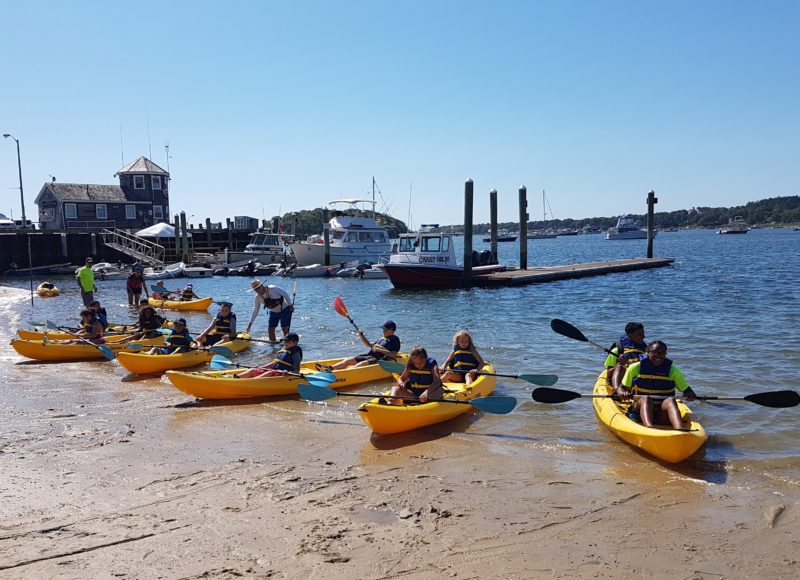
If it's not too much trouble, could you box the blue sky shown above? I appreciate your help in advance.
[1,1,797,227]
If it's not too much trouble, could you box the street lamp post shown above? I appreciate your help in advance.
[2,133,27,229]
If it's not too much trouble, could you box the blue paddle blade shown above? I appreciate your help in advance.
[298,383,338,401]
[98,345,116,361]
[210,345,234,358]
[210,355,235,370]
[304,373,336,386]
[519,374,559,386]
[125,343,148,351]
[45,319,59,330]
[469,396,517,414]
[378,360,406,374]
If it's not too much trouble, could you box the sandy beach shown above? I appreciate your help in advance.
[1,282,799,579]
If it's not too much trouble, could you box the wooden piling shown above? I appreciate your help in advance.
[489,188,498,262]
[463,179,474,285]
[179,211,189,262]
[226,218,233,250]
[647,190,657,258]
[518,185,528,270]
[174,214,182,259]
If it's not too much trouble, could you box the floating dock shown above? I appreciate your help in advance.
[470,257,674,287]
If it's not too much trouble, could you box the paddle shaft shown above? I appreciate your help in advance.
[325,391,482,406]
[48,322,114,360]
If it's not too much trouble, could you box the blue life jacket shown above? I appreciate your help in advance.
[370,335,400,360]
[449,345,479,370]
[272,345,303,371]
[166,328,193,348]
[633,357,675,396]
[615,335,647,364]
[181,289,195,301]
[212,312,236,335]
[408,358,437,388]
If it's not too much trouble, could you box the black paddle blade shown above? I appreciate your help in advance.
[550,319,588,343]
[531,387,582,404]
[744,390,800,408]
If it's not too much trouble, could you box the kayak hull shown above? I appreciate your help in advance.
[18,327,135,341]
[9,336,165,362]
[592,370,708,463]
[357,363,497,435]
[148,296,213,312]
[116,333,252,374]
[165,354,407,399]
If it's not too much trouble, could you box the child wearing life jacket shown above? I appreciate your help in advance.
[439,330,485,385]
[75,309,105,343]
[148,318,194,354]
[605,322,648,393]
[386,346,443,406]
[238,333,302,378]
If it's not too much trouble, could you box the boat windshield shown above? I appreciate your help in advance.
[250,234,283,246]
[398,236,418,252]
[421,236,450,252]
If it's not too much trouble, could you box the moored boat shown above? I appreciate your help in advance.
[116,333,251,374]
[183,265,214,278]
[165,354,408,399]
[381,226,505,289]
[9,335,165,362]
[225,230,295,264]
[717,216,749,234]
[357,363,497,435]
[36,282,60,297]
[605,215,651,240]
[148,296,213,312]
[591,370,707,463]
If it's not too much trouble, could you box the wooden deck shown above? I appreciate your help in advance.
[469,257,674,287]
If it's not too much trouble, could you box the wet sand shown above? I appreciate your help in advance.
[1,289,799,578]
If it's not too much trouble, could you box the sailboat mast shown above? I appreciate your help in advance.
[372,176,376,219]
[542,190,546,226]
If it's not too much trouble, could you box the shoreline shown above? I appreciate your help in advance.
[1,286,798,578]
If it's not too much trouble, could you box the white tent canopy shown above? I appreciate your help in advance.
[135,222,191,238]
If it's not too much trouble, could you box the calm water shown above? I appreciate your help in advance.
[3,228,799,484]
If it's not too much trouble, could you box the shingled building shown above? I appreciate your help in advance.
[34,156,170,230]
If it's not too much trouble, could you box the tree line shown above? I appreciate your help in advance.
[271,195,799,236]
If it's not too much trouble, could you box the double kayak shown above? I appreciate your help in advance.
[148,296,213,312]
[9,335,165,362]
[116,333,252,374]
[357,362,497,435]
[592,370,708,463]
[166,354,408,399]
[18,327,137,341]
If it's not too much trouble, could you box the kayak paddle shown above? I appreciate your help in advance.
[45,320,115,361]
[377,360,558,386]
[333,296,361,333]
[298,383,517,414]
[532,387,800,408]
[550,319,617,357]
[125,344,234,357]
[208,356,336,386]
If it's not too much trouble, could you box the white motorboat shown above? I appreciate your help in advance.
[605,215,651,240]
[183,265,214,278]
[289,198,392,266]
[143,262,185,279]
[225,231,295,264]
[717,216,749,234]
[286,263,331,278]
[91,262,127,280]
[382,226,505,289]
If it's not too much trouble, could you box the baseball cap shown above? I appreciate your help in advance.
[381,320,396,331]
[86,257,93,263]
[174,318,187,326]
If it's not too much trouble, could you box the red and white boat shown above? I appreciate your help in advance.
[380,226,506,289]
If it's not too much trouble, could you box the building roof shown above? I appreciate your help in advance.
[115,156,169,176]
[44,183,128,202]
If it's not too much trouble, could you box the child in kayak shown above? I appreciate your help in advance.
[620,340,697,429]
[386,346,443,405]
[439,330,485,385]
[196,302,237,346]
[148,318,195,354]
[73,309,105,343]
[605,322,648,394]
[326,320,401,371]
[238,333,302,378]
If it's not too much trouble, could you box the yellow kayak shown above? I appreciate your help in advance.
[18,327,135,341]
[592,370,708,463]
[166,354,408,399]
[116,333,252,374]
[148,296,213,312]
[357,362,497,435]
[9,335,165,362]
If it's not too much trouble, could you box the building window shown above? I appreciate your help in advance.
[152,176,162,190]
[134,175,145,189]
[65,203,77,219]
[153,205,163,220]
[126,205,136,220]
[96,204,107,220]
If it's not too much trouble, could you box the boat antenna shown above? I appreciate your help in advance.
[119,124,125,166]
[146,116,152,159]
[371,176,376,219]
[407,179,413,232]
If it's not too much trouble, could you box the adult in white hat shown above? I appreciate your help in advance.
[246,279,294,342]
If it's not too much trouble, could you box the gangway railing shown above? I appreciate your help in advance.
[100,228,165,266]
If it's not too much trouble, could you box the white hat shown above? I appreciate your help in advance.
[248,279,264,292]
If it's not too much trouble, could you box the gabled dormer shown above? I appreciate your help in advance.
[115,156,170,222]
